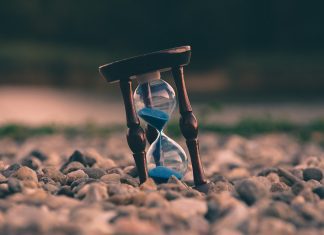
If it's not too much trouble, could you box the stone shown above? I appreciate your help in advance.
[108,183,139,196]
[42,167,66,185]
[120,174,139,187]
[263,201,302,225]
[68,150,96,167]
[251,218,296,235]
[101,173,121,184]
[305,179,322,189]
[109,192,145,206]
[270,182,289,192]
[29,149,48,161]
[272,192,295,204]
[123,165,138,177]
[7,178,23,193]
[106,167,123,175]
[2,163,21,178]
[266,172,280,183]
[313,186,324,199]
[235,179,268,205]
[144,192,169,208]
[303,167,323,181]
[61,161,85,174]
[42,183,59,194]
[0,174,7,183]
[82,167,105,179]
[170,198,207,219]
[57,186,74,198]
[226,167,250,181]
[114,217,161,235]
[66,169,89,185]
[163,190,182,201]
[77,182,108,203]
[140,178,157,191]
[208,192,249,231]
[208,181,235,194]
[21,157,42,171]
[70,178,98,192]
[0,184,9,198]
[11,166,38,182]
[167,176,189,190]
[291,182,305,195]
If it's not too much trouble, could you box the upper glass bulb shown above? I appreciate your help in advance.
[134,71,176,132]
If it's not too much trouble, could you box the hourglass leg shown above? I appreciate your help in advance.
[119,79,148,184]
[172,67,207,187]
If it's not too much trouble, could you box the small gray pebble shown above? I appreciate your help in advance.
[82,168,105,179]
[303,168,323,181]
[8,178,23,194]
[236,179,268,205]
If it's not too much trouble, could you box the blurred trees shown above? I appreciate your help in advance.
[1,0,324,67]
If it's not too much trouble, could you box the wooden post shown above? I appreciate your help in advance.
[119,79,148,183]
[171,67,207,186]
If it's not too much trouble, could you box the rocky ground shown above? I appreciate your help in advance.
[0,133,323,235]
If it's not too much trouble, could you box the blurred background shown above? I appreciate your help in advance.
[0,0,324,128]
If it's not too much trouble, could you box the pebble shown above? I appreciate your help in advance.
[66,169,89,185]
[61,161,85,174]
[21,157,42,171]
[7,178,23,193]
[208,181,235,194]
[82,168,105,179]
[11,166,38,183]
[0,174,7,183]
[42,183,59,194]
[77,182,108,203]
[312,186,324,199]
[270,182,289,192]
[235,179,268,205]
[170,198,207,219]
[144,192,169,208]
[0,184,9,197]
[140,178,157,191]
[163,190,182,201]
[42,167,66,185]
[100,173,121,184]
[106,167,124,175]
[2,163,21,178]
[108,183,139,196]
[56,186,74,198]
[123,165,138,177]
[114,217,161,235]
[120,174,139,187]
[303,167,323,181]
[29,150,48,161]
[68,150,96,167]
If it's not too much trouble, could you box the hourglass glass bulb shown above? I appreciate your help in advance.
[134,71,176,131]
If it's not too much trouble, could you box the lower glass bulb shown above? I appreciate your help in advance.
[146,132,188,183]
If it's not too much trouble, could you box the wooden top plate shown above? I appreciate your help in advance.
[99,46,191,83]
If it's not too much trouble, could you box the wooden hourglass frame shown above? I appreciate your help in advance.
[99,46,206,188]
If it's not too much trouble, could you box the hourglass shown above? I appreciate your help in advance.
[99,46,206,188]
[133,71,188,183]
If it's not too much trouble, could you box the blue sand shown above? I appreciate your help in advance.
[138,108,169,131]
[149,166,183,183]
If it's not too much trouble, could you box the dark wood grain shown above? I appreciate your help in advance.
[119,79,148,183]
[99,46,191,83]
[172,67,207,186]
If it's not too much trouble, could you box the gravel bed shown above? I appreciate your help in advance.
[0,133,323,235]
